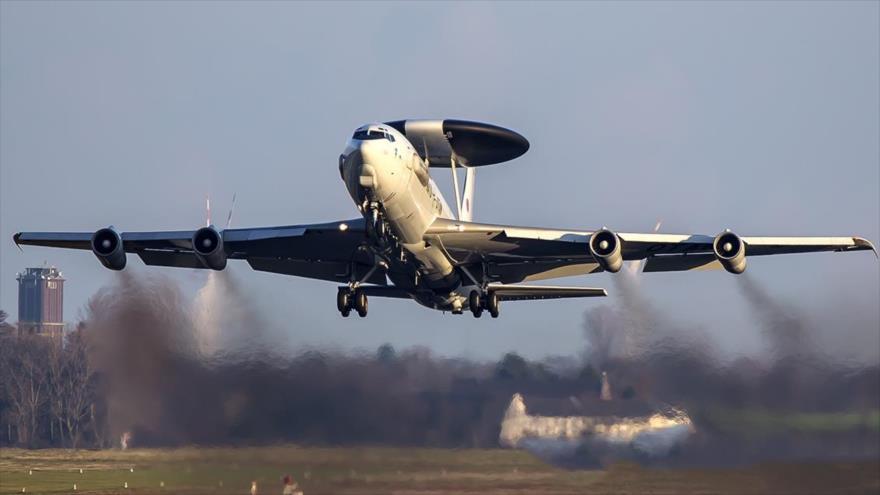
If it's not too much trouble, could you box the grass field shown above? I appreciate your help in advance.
[1,446,878,494]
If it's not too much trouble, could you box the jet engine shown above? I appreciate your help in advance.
[192,226,227,270]
[91,227,126,270]
[589,228,623,273]
[713,230,746,274]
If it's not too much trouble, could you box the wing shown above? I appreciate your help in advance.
[425,218,876,280]
[626,233,877,272]
[425,218,597,283]
[14,219,387,285]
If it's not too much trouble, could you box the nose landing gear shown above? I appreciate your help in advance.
[337,287,368,317]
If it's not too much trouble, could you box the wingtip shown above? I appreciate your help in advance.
[13,232,23,251]
[853,237,878,259]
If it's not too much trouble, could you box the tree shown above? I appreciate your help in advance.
[495,352,531,381]
[46,341,67,446]
[376,343,397,364]
[0,309,15,335]
[0,336,51,446]
[60,329,96,448]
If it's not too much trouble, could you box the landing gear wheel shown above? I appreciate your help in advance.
[337,288,352,317]
[337,288,351,312]
[469,290,483,318]
[354,289,368,317]
[487,292,500,318]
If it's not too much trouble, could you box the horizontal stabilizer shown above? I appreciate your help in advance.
[488,284,607,301]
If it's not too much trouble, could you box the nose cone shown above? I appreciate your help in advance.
[355,139,386,165]
[345,144,379,187]
[341,141,388,200]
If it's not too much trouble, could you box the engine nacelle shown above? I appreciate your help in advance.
[192,226,227,270]
[713,230,747,274]
[91,227,126,270]
[589,228,623,273]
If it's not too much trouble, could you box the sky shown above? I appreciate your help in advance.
[1,1,878,361]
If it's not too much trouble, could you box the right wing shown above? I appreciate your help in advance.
[14,219,387,285]
[425,218,876,282]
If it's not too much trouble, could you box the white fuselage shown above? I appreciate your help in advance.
[340,123,474,310]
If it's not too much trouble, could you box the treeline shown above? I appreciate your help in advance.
[0,325,103,448]
[2,302,877,450]
[0,308,604,449]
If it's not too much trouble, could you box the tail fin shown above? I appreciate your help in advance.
[460,167,475,222]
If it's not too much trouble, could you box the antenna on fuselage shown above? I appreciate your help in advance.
[461,166,475,222]
[449,156,464,221]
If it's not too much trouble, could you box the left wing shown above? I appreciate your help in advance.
[425,218,876,281]
[14,219,387,285]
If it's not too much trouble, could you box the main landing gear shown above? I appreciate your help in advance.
[469,290,499,318]
[337,287,368,317]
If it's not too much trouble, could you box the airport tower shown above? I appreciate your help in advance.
[16,266,65,340]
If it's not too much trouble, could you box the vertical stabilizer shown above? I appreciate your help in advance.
[460,166,475,222]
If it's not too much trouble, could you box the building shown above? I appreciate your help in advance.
[16,266,65,340]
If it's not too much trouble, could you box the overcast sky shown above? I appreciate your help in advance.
[1,1,877,361]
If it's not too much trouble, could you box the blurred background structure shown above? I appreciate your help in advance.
[16,266,65,340]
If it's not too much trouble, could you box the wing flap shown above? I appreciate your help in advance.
[246,257,386,285]
[137,250,205,269]
[642,254,721,273]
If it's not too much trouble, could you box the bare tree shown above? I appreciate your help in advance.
[46,341,67,446]
[61,329,96,448]
[0,309,15,337]
[0,336,50,446]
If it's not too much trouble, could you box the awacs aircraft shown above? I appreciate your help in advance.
[14,120,877,318]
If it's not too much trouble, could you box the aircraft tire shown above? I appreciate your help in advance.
[354,289,368,317]
[487,292,500,318]
[469,291,483,318]
[337,288,351,313]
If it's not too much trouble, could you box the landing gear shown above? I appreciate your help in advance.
[337,287,351,317]
[337,287,368,318]
[487,291,500,318]
[468,290,498,318]
[354,289,368,317]
[367,203,389,246]
[469,290,483,318]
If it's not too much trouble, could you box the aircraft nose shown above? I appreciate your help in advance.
[342,144,379,191]
[356,139,384,165]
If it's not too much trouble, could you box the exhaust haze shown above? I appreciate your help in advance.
[74,267,878,467]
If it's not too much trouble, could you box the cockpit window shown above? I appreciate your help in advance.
[352,129,388,141]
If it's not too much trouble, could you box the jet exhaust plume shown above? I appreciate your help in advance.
[573,271,879,467]
[72,270,877,467]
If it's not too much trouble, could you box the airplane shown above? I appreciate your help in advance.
[13,119,877,318]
